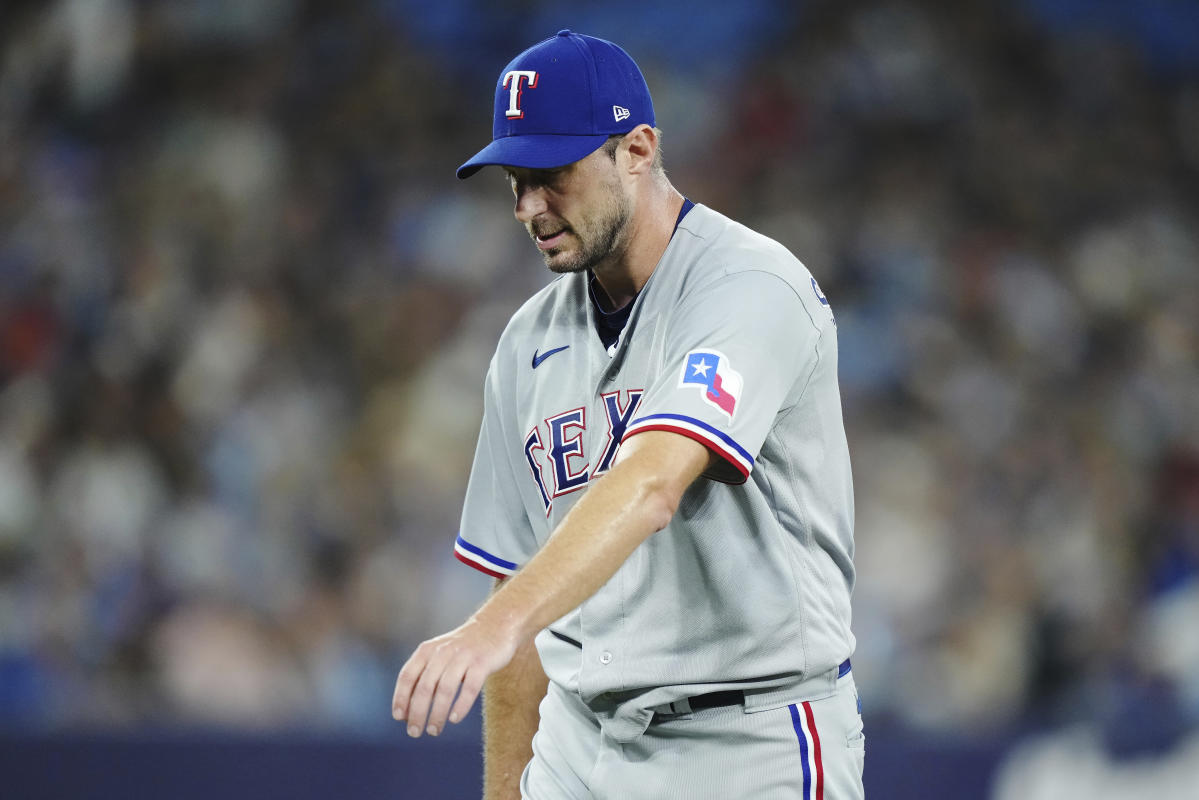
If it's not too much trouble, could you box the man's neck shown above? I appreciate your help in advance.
[591,185,685,310]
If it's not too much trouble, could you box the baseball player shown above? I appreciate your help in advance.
[392,30,863,799]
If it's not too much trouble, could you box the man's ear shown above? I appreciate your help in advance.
[621,124,658,175]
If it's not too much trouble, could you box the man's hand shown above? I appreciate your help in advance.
[392,615,520,737]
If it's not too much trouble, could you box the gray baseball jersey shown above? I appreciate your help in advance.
[454,202,855,742]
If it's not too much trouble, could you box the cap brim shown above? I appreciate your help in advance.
[456,133,610,179]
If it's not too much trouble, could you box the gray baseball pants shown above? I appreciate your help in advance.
[521,668,865,799]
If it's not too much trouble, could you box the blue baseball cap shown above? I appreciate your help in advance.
[456,30,655,179]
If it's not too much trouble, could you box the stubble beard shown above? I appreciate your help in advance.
[536,185,632,275]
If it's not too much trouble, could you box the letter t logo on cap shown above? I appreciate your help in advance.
[503,70,539,119]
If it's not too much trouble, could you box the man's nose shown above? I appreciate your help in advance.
[513,184,548,224]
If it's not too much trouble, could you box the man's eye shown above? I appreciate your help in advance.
[506,168,565,192]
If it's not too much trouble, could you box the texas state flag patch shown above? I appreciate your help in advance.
[680,349,742,420]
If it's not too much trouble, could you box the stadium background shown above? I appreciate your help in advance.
[1,0,1197,796]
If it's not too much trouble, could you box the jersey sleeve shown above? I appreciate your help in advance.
[454,358,539,578]
[623,269,827,484]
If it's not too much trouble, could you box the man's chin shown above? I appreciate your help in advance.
[542,248,588,274]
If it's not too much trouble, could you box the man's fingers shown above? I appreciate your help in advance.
[391,646,430,722]
[447,670,485,725]
[424,661,468,736]
[404,648,456,737]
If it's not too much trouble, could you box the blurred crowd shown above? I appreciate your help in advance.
[0,0,1197,742]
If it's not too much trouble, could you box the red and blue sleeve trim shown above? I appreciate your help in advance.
[622,413,754,481]
[453,534,519,579]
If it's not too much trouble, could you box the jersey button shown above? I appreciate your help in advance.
[599,651,613,665]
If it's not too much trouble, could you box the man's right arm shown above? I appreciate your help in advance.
[483,578,548,800]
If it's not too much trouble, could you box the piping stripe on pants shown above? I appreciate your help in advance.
[789,701,824,799]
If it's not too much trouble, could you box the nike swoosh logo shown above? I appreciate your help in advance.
[532,345,570,368]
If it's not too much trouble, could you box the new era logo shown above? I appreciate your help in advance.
[613,105,630,122]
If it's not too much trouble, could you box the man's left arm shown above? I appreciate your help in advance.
[392,429,712,737]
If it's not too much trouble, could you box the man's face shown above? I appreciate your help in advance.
[506,143,632,274]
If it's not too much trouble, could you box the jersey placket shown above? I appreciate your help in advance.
[578,295,653,698]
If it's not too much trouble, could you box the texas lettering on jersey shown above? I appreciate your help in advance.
[523,389,644,515]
